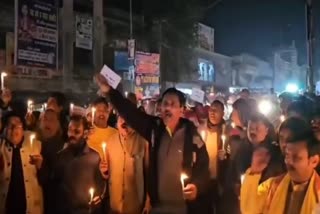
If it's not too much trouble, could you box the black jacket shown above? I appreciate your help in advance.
[51,141,105,214]
[107,89,210,213]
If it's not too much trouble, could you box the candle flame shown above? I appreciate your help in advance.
[102,142,107,151]
[231,122,236,129]
[1,72,7,77]
[280,115,285,122]
[180,173,188,181]
[221,135,226,141]
[30,134,35,142]
[89,187,94,195]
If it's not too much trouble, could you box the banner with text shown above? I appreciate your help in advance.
[15,0,58,77]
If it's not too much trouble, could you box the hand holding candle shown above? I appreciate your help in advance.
[89,187,95,204]
[180,173,188,190]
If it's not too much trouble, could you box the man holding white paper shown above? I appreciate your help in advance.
[95,71,210,214]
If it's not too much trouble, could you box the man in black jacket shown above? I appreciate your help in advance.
[51,115,105,214]
[95,74,209,214]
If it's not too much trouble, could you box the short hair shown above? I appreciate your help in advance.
[162,88,186,107]
[92,97,109,107]
[287,130,320,157]
[49,92,66,107]
[69,115,89,130]
[279,117,311,137]
[211,100,224,112]
[287,101,311,121]
[241,88,250,94]
[2,111,26,129]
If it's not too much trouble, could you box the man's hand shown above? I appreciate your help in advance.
[1,89,12,106]
[29,154,43,170]
[218,149,227,160]
[94,74,111,94]
[250,147,270,174]
[142,195,152,214]
[183,184,198,201]
[99,160,109,179]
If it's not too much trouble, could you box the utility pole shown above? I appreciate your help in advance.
[306,0,315,93]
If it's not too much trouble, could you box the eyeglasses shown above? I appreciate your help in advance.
[7,124,23,130]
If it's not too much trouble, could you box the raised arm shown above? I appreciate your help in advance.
[95,74,155,141]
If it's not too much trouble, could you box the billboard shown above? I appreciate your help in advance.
[198,58,214,82]
[75,14,93,50]
[15,0,58,77]
[198,23,214,52]
[135,51,160,75]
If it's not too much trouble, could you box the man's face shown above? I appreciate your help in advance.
[285,141,319,183]
[247,120,268,145]
[67,121,85,145]
[117,116,134,137]
[231,109,242,127]
[208,103,224,125]
[279,128,292,155]
[94,103,110,128]
[161,93,184,126]
[47,97,62,114]
[311,117,320,141]
[240,91,249,99]
[6,117,24,145]
[40,111,60,140]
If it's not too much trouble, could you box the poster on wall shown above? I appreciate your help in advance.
[135,74,160,99]
[75,14,93,50]
[14,0,58,78]
[135,51,160,75]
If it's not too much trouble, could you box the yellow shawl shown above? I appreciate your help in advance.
[264,171,320,214]
[240,169,263,214]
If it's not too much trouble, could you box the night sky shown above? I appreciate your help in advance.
[110,0,320,66]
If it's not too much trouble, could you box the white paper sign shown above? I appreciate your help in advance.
[100,65,122,89]
[191,88,205,103]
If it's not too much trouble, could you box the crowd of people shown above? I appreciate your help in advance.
[1,74,320,214]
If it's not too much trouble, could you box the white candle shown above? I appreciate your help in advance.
[70,103,74,114]
[89,187,95,203]
[102,142,107,161]
[231,122,236,129]
[180,173,188,190]
[221,135,226,150]
[200,130,206,141]
[30,134,35,153]
[27,100,33,113]
[1,72,7,90]
[241,174,245,185]
[91,107,96,126]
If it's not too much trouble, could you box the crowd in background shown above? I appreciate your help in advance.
[1,75,320,214]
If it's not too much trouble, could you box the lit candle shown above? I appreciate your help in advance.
[30,134,35,153]
[231,122,236,129]
[27,100,33,113]
[180,173,188,190]
[125,91,128,97]
[280,115,285,122]
[70,103,74,114]
[200,130,206,141]
[89,187,95,203]
[1,72,7,90]
[221,135,226,150]
[102,142,107,161]
[91,107,96,126]
[241,174,245,185]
